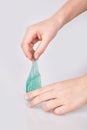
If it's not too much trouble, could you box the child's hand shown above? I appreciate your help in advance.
[21,18,61,60]
[25,75,87,115]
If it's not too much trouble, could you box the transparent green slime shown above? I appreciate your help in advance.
[26,61,42,93]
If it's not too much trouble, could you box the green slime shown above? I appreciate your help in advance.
[26,61,42,93]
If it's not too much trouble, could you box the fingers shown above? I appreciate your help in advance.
[53,105,71,115]
[21,42,33,60]
[21,33,49,60]
[21,24,51,60]
[29,90,56,107]
[43,99,63,112]
[24,84,54,100]
[34,35,50,59]
[21,27,37,60]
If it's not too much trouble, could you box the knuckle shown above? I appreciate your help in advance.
[45,103,50,110]
[21,41,27,50]
[45,102,50,109]
[43,103,50,111]
[28,92,33,98]
[33,96,40,104]
[33,96,41,104]
[32,98,38,105]
[38,94,42,101]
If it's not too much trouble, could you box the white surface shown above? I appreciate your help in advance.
[0,0,87,130]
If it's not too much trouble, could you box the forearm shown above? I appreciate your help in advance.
[51,0,87,29]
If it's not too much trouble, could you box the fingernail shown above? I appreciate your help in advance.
[24,94,29,99]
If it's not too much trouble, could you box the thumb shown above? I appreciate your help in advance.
[34,36,49,59]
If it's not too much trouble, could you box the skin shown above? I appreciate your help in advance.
[21,0,87,115]
[25,75,87,115]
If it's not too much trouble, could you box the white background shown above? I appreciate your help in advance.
[0,0,87,130]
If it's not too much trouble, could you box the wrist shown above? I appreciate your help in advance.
[49,13,65,32]
[49,0,87,33]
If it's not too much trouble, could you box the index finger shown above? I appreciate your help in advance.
[21,29,36,60]
[24,84,54,99]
